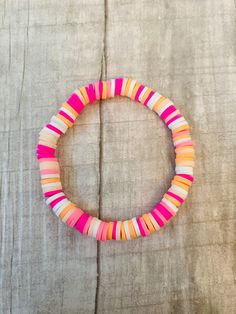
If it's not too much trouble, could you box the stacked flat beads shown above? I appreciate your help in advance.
[37,78,195,241]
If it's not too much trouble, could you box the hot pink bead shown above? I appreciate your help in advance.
[167,114,182,126]
[167,191,184,204]
[49,196,66,209]
[115,78,123,96]
[144,90,155,106]
[151,210,165,227]
[135,85,145,101]
[160,105,176,120]
[46,124,63,135]
[74,213,90,233]
[59,110,74,123]
[137,218,146,237]
[112,221,117,240]
[67,93,85,114]
[178,174,194,182]
[156,203,173,221]
[44,189,63,197]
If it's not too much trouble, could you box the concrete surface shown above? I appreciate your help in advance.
[1,0,236,313]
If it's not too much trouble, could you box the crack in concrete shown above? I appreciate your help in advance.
[16,0,29,117]
[95,1,108,313]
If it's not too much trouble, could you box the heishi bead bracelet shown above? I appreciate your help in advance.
[36,78,195,241]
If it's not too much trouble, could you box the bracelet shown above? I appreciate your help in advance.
[37,78,195,241]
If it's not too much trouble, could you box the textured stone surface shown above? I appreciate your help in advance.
[1,0,236,313]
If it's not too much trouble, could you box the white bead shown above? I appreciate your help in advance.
[138,86,148,102]
[175,166,193,175]
[124,220,131,240]
[42,182,62,189]
[132,217,141,237]
[50,119,67,134]
[46,192,64,205]
[146,92,162,110]
[162,198,178,213]
[127,80,137,98]
[60,107,76,120]
[51,116,68,131]
[116,221,121,240]
[54,199,71,216]
[110,79,115,97]
[52,198,68,211]
[92,218,101,238]
[171,184,188,197]
[41,173,60,179]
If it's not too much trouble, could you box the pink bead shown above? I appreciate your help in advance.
[37,144,55,153]
[160,105,176,120]
[178,174,194,182]
[156,203,173,221]
[167,114,182,126]
[151,210,165,227]
[46,124,63,135]
[106,80,111,98]
[135,85,145,101]
[172,130,189,138]
[175,140,193,148]
[112,221,117,240]
[66,208,84,227]
[96,221,105,240]
[115,78,123,96]
[137,217,146,237]
[59,110,74,123]
[49,196,66,208]
[167,191,184,204]
[39,158,57,163]
[67,93,85,114]
[101,222,109,241]
[139,217,150,236]
[74,213,90,233]
[160,201,176,217]
[44,189,63,197]
[94,82,100,100]
[144,90,155,106]
[83,215,93,235]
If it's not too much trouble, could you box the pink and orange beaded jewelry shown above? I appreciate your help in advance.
[37,78,195,241]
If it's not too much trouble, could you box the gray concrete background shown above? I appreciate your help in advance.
[1,0,236,313]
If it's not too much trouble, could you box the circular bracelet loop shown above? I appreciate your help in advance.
[37,78,195,241]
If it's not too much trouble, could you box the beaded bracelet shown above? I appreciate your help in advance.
[37,78,195,241]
